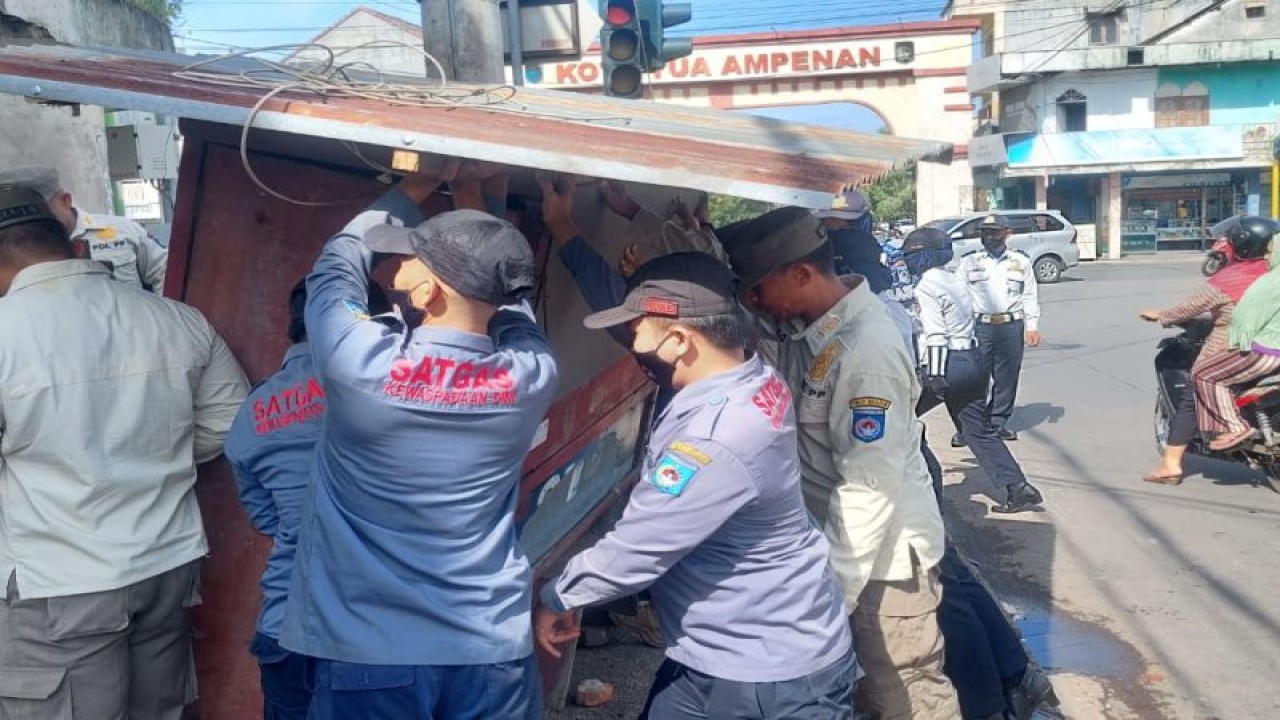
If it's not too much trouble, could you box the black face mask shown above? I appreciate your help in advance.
[633,334,675,386]
[980,235,1007,255]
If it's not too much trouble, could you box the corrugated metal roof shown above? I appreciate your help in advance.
[0,44,950,207]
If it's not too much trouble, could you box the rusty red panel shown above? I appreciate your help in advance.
[0,46,947,201]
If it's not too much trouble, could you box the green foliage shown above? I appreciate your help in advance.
[707,194,772,228]
[864,163,916,222]
[124,0,182,22]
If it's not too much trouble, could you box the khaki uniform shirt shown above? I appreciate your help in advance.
[0,260,247,598]
[764,279,945,610]
[72,209,168,294]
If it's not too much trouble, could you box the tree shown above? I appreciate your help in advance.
[707,193,773,228]
[865,163,916,223]
[125,0,182,22]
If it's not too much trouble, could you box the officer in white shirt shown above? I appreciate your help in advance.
[957,215,1043,442]
[903,228,1044,515]
[0,184,248,719]
[722,207,958,720]
[0,166,169,293]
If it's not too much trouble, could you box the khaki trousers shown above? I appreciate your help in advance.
[0,560,202,720]
[853,559,960,720]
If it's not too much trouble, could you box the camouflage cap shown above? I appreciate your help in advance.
[719,206,829,290]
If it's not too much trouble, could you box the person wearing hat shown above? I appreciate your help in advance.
[277,171,558,718]
[0,184,247,718]
[902,227,1043,515]
[816,187,916,311]
[0,166,169,293]
[535,252,855,719]
[957,215,1043,443]
[720,207,957,719]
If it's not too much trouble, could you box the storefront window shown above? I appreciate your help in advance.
[1120,175,1234,253]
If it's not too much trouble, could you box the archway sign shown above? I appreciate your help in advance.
[525,20,980,222]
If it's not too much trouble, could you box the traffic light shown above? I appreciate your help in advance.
[636,1,692,71]
[598,0,646,98]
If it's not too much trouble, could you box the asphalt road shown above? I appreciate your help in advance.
[551,255,1280,720]
[936,254,1280,720]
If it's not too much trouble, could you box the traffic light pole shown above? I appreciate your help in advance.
[1272,160,1278,219]
[418,0,506,84]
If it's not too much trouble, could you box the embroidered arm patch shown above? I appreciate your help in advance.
[650,453,700,497]
[849,396,891,443]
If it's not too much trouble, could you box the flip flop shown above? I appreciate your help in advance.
[1209,429,1253,451]
[1142,471,1184,485]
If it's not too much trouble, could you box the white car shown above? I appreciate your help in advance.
[923,210,1081,283]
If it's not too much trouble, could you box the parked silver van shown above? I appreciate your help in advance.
[924,210,1082,283]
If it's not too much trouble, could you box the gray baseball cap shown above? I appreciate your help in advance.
[814,188,870,220]
[364,209,536,306]
[582,252,739,329]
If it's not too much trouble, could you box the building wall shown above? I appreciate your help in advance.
[1025,69,1158,134]
[0,0,172,211]
[1159,0,1280,42]
[1158,62,1280,126]
[292,10,426,78]
[997,0,1220,54]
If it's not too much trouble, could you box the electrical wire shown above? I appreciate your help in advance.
[172,40,631,205]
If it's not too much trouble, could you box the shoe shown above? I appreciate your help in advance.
[1142,470,1184,485]
[998,427,1019,441]
[992,482,1044,514]
[950,433,967,448]
[1004,664,1060,720]
[1208,428,1254,451]
[608,601,665,648]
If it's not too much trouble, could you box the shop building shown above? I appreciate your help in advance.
[959,0,1280,257]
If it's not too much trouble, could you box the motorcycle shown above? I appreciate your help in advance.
[1200,237,1237,277]
[1154,318,1280,485]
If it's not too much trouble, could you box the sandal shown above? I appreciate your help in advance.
[1209,428,1253,451]
[1142,470,1184,485]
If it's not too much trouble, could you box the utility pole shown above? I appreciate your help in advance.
[418,0,505,84]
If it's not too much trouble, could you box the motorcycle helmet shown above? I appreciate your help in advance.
[1210,215,1278,260]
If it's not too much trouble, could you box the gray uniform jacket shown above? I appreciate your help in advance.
[543,356,851,683]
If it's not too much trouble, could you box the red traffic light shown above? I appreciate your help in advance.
[606,1,634,25]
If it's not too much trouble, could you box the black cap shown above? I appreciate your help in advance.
[583,252,739,329]
[977,214,1009,231]
[364,209,535,306]
[0,186,58,231]
[719,206,829,290]
[901,227,951,254]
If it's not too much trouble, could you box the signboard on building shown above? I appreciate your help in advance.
[1007,126,1243,169]
[531,39,913,87]
[1121,173,1233,189]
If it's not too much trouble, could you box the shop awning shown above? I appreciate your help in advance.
[0,44,951,208]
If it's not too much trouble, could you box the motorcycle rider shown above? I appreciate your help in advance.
[1193,217,1280,451]
[1140,215,1275,482]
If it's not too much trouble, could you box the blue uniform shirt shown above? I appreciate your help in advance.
[543,356,851,683]
[280,190,559,665]
[225,343,324,641]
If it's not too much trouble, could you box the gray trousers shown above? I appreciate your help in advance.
[0,559,202,720]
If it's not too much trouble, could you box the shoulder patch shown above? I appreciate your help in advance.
[807,340,842,384]
[93,226,118,240]
[651,453,699,497]
[849,396,891,443]
[668,441,712,465]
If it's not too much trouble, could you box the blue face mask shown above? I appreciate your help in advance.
[905,247,954,277]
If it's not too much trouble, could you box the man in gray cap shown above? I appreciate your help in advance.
[0,184,247,717]
[536,252,855,719]
[0,166,169,293]
[720,207,958,719]
[278,171,558,719]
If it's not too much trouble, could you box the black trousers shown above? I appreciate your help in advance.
[1167,370,1200,446]
[918,349,1028,493]
[938,547,1029,718]
[975,319,1026,431]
